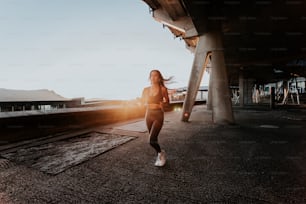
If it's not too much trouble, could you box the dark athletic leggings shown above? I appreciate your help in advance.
[145,109,164,153]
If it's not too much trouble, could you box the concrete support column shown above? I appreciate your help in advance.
[181,34,210,121]
[207,69,213,111]
[182,32,234,124]
[270,87,275,109]
[210,33,234,124]
[239,70,244,107]
[239,77,255,105]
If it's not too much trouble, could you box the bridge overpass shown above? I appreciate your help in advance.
[1,3,306,202]
[142,0,306,124]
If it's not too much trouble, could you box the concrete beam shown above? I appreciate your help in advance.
[153,8,198,37]
[157,0,186,20]
[181,35,210,122]
[142,0,160,10]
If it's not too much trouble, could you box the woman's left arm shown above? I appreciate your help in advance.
[161,86,170,110]
[162,87,169,104]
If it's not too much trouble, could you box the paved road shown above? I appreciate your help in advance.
[0,105,306,203]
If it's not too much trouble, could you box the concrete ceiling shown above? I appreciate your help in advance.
[142,0,306,84]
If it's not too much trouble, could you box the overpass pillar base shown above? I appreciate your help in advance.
[181,32,234,124]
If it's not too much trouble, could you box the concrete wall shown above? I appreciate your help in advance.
[0,103,184,143]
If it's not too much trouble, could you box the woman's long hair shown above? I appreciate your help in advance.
[149,69,173,87]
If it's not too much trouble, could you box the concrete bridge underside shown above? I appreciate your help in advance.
[142,0,306,124]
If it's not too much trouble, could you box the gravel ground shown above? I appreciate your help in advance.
[0,105,306,203]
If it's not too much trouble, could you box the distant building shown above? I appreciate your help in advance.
[169,86,208,102]
[0,88,84,112]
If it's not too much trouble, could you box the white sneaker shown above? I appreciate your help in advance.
[154,150,166,167]
[160,150,166,166]
[154,153,162,166]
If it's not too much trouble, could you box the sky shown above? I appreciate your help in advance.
[0,0,209,100]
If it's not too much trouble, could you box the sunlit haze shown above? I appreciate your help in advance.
[0,0,209,100]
